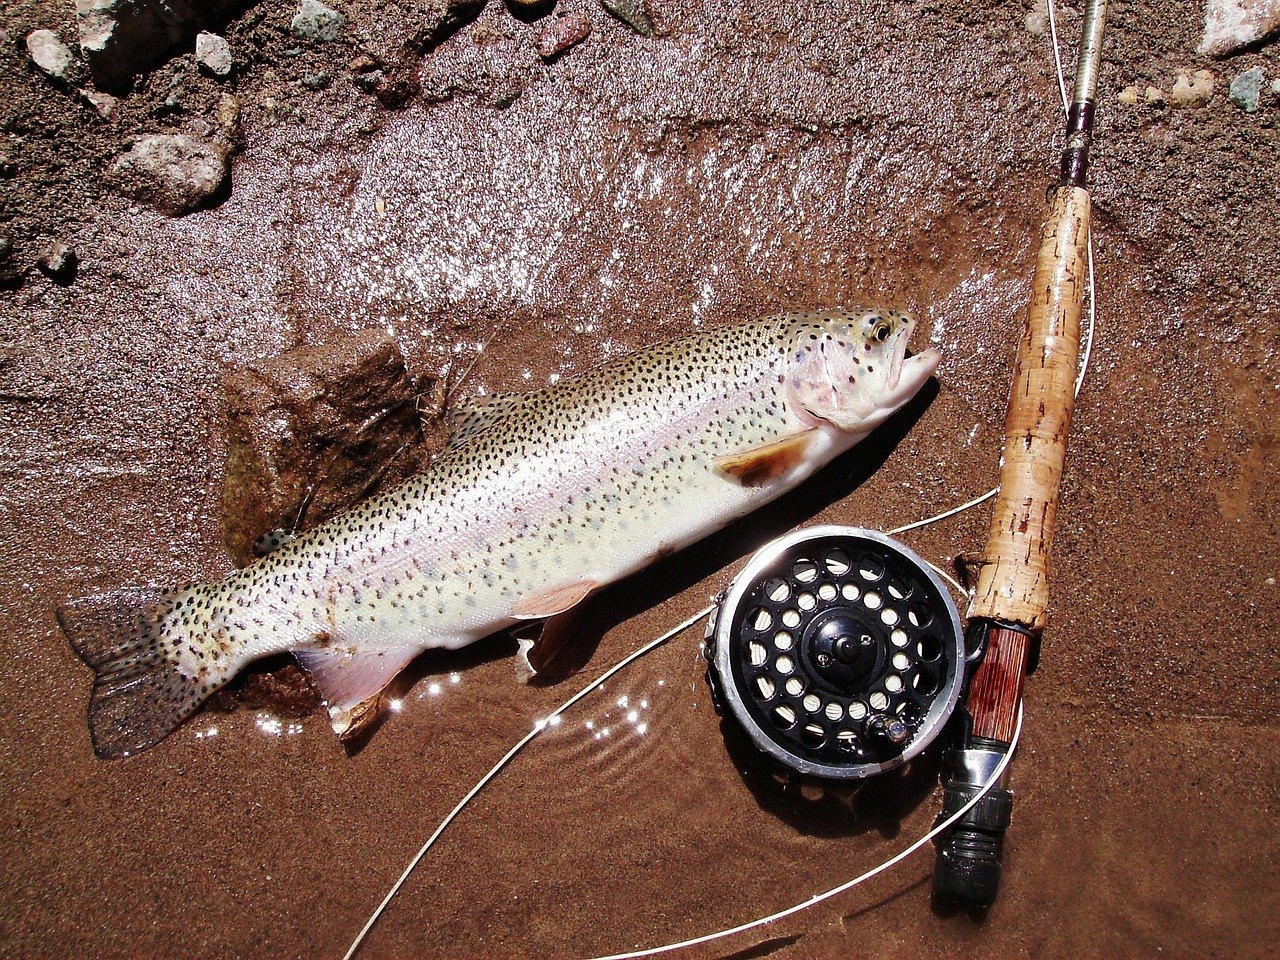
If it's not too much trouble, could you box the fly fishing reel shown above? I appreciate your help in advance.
[705,526,965,780]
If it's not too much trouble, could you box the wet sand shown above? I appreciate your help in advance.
[1,1,1278,958]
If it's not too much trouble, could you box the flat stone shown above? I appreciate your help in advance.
[195,31,233,78]
[26,29,76,82]
[221,330,431,567]
[108,133,230,215]
[290,0,345,42]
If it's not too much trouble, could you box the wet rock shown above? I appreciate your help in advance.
[1229,66,1266,112]
[535,13,592,60]
[1169,69,1215,108]
[1200,0,1280,56]
[195,31,232,78]
[290,0,345,42]
[79,87,119,120]
[76,0,256,91]
[601,0,654,36]
[221,330,431,568]
[37,243,77,284]
[26,29,76,83]
[108,133,230,215]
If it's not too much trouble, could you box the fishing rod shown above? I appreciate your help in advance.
[931,0,1108,906]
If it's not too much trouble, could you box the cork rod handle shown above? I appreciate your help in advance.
[967,185,1089,631]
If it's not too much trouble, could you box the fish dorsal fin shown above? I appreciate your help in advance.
[293,644,420,736]
[510,578,599,620]
[713,430,818,488]
[446,391,528,451]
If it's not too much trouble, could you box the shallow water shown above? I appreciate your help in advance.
[2,1,1278,958]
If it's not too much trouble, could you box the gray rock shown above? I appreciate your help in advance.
[108,133,230,216]
[75,0,255,91]
[290,0,345,42]
[195,31,232,78]
[1229,66,1266,113]
[26,29,76,82]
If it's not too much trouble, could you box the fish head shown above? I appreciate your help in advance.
[784,308,941,436]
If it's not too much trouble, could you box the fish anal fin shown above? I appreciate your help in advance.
[510,578,598,620]
[446,391,528,451]
[713,430,817,488]
[293,644,420,738]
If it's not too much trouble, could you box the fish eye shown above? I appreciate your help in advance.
[872,322,892,342]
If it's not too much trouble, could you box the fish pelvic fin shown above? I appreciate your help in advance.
[57,587,213,760]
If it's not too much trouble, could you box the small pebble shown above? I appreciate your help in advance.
[348,54,380,73]
[1273,78,1280,95]
[1024,0,1049,36]
[196,31,233,78]
[601,0,653,36]
[302,71,332,90]
[535,13,592,60]
[38,242,77,284]
[1228,65,1265,113]
[291,0,345,42]
[1145,85,1165,103]
[1118,85,1141,105]
[25,29,75,82]
[352,70,382,93]
[1169,69,1214,108]
[80,87,118,121]
[216,93,242,139]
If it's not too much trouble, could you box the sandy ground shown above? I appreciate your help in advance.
[1,0,1278,958]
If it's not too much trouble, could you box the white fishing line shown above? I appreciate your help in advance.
[341,605,715,960]
[585,704,1023,960]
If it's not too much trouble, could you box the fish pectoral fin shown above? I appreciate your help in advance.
[446,391,528,451]
[510,578,599,619]
[293,644,421,738]
[713,430,818,488]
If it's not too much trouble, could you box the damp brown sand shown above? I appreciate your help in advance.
[1,1,1278,958]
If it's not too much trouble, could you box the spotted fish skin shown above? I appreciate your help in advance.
[58,309,940,758]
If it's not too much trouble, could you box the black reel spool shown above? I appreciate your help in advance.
[706,526,965,780]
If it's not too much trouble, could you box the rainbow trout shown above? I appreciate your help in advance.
[59,310,940,758]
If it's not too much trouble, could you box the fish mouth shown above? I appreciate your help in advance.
[882,346,942,409]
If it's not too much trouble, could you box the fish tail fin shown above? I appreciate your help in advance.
[57,586,212,759]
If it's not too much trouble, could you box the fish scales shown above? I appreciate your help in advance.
[58,309,941,758]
